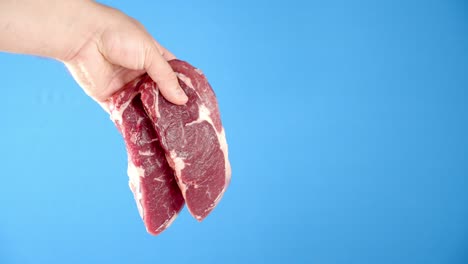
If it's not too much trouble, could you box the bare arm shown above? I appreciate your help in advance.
[0,0,188,104]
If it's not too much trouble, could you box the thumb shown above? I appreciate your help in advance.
[144,42,188,105]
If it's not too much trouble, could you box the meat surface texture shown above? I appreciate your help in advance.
[107,79,184,235]
[106,59,231,235]
[141,60,231,221]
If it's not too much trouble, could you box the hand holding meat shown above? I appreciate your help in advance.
[0,0,187,104]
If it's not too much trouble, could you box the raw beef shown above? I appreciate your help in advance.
[140,60,231,221]
[106,59,231,235]
[107,79,184,235]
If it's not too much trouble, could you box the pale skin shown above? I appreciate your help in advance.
[0,0,188,105]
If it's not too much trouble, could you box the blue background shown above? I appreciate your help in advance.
[1,0,467,263]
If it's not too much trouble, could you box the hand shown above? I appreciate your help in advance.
[0,0,187,105]
[64,5,188,104]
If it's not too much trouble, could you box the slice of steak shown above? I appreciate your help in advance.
[107,79,184,235]
[141,60,231,221]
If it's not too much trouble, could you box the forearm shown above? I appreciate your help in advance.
[0,0,102,61]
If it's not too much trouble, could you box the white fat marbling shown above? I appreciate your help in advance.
[127,161,145,218]
[138,150,154,156]
[176,73,194,89]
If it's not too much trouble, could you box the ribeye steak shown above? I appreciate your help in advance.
[106,60,231,235]
[141,60,231,221]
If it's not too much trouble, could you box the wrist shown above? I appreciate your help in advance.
[54,0,107,62]
[59,2,131,63]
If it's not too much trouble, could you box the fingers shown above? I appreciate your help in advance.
[154,41,176,61]
[145,43,188,105]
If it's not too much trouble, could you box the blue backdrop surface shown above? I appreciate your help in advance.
[0,0,467,263]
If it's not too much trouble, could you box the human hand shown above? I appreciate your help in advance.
[63,4,188,105]
[64,4,188,104]
[0,0,187,105]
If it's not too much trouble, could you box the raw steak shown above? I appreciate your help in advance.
[140,60,231,221]
[106,59,231,235]
[107,79,184,235]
